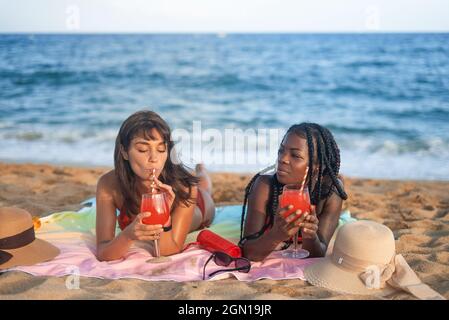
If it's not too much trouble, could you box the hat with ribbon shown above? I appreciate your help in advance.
[0,207,60,270]
[304,220,445,300]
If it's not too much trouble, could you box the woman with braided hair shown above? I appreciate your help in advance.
[239,123,348,261]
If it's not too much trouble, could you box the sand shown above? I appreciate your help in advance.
[0,161,448,300]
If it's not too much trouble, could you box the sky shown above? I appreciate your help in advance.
[1,0,448,33]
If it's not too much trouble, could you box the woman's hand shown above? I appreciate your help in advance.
[153,177,176,211]
[270,205,310,242]
[299,205,319,240]
[122,212,164,241]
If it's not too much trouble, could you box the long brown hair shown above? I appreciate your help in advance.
[114,110,199,217]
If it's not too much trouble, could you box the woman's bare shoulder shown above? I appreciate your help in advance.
[319,186,343,216]
[256,174,272,183]
[97,170,122,205]
[97,170,118,190]
[248,174,272,199]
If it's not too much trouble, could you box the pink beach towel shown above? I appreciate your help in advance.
[5,205,320,282]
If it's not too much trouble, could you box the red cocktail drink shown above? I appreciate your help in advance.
[279,185,311,221]
[141,192,170,226]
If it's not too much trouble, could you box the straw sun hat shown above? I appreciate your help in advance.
[304,220,445,300]
[0,207,60,270]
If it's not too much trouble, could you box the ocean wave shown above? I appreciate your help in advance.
[325,124,416,138]
[340,136,449,157]
[345,60,396,68]
[341,153,449,180]
[325,82,444,102]
[377,107,449,121]
[4,131,43,141]
[0,68,167,87]
[0,127,119,144]
[183,73,272,92]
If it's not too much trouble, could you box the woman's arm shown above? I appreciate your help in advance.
[95,172,133,261]
[158,185,198,256]
[301,191,343,257]
[241,176,304,262]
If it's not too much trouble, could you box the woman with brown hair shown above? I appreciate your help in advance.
[95,110,215,261]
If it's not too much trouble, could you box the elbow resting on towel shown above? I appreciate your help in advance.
[159,241,184,256]
[96,249,123,262]
[241,244,270,262]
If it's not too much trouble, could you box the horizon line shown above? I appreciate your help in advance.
[1,30,449,35]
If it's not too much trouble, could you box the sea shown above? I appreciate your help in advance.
[1,33,448,180]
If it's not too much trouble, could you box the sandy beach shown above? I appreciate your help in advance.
[0,161,448,300]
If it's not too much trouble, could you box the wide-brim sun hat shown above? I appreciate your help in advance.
[0,207,60,270]
[304,220,445,300]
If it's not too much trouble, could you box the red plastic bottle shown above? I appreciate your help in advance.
[197,229,242,258]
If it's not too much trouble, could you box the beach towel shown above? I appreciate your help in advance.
[4,198,355,282]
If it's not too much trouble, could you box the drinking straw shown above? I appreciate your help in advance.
[299,166,309,194]
[150,168,156,194]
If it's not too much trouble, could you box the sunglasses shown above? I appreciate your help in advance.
[202,251,251,280]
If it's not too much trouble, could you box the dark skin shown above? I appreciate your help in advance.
[242,132,343,261]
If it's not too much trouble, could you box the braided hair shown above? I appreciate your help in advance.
[239,123,348,246]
